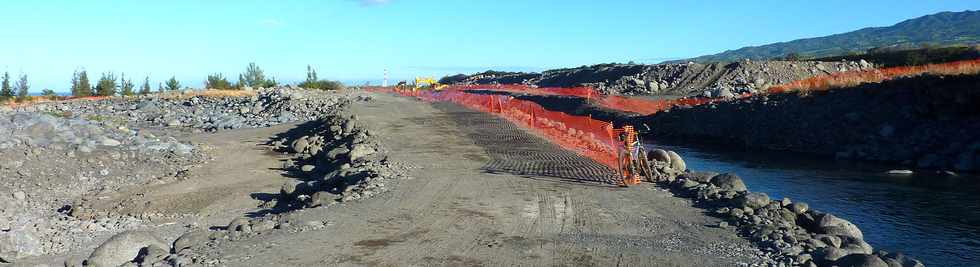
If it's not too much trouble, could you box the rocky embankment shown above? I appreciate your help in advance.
[634,73,980,173]
[444,60,873,97]
[0,87,354,265]
[29,87,344,132]
[644,148,924,266]
[50,94,409,267]
[0,110,201,263]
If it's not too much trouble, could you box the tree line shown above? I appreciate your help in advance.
[0,63,346,102]
[204,63,343,91]
[0,72,32,102]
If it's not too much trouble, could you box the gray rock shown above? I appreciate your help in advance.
[736,192,770,209]
[86,231,167,267]
[227,218,251,232]
[134,244,169,264]
[833,253,888,267]
[291,137,310,154]
[818,213,864,240]
[349,144,375,161]
[678,171,718,183]
[0,228,43,262]
[251,219,277,232]
[172,229,210,253]
[818,234,843,248]
[790,202,809,214]
[679,179,699,189]
[709,173,748,192]
[325,147,350,160]
[816,246,850,262]
[648,149,670,163]
[301,165,316,172]
[280,181,299,199]
[666,151,686,171]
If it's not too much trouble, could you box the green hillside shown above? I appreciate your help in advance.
[684,10,980,63]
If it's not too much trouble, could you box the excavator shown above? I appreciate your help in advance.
[414,76,448,91]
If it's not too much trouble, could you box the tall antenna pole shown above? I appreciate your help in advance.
[383,69,388,87]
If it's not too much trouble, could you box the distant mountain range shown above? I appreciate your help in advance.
[680,10,980,63]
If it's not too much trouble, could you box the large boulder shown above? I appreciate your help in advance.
[324,147,350,161]
[172,229,210,253]
[86,231,168,267]
[648,149,670,163]
[666,151,686,171]
[348,144,375,162]
[709,173,748,192]
[0,227,43,263]
[832,253,888,267]
[291,136,310,153]
[818,213,864,240]
[678,171,718,183]
[735,192,770,209]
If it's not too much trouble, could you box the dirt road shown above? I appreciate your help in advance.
[182,92,763,266]
[86,124,300,226]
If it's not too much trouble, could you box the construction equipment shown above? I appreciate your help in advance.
[415,76,448,91]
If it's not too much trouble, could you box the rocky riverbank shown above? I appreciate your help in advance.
[643,148,924,266]
[442,60,873,97]
[634,73,980,174]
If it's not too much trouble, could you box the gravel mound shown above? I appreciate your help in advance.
[23,87,348,132]
[268,113,407,208]
[0,111,202,263]
[445,60,874,97]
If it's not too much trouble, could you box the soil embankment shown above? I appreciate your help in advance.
[445,60,873,97]
[473,73,980,173]
[634,74,980,173]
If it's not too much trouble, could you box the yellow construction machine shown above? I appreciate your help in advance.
[414,76,448,91]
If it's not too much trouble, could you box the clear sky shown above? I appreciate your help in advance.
[1,0,977,92]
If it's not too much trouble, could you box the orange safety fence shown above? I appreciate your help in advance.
[441,85,725,115]
[769,58,980,93]
[366,84,725,116]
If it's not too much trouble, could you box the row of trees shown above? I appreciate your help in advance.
[0,72,32,102]
[5,62,347,98]
[205,63,343,91]
[70,70,184,97]
[205,62,278,90]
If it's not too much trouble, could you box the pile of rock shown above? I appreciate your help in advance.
[29,87,348,132]
[271,113,403,209]
[647,148,923,267]
[441,60,874,97]
[0,112,201,264]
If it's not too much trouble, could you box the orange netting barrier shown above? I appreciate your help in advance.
[439,85,724,115]
[769,58,980,93]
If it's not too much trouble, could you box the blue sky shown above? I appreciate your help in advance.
[0,0,977,92]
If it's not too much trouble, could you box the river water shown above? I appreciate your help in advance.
[650,143,980,266]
